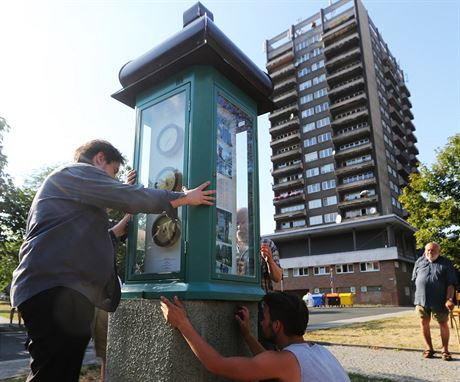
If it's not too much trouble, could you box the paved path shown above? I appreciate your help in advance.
[326,344,459,382]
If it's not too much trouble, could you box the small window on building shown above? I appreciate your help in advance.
[335,264,354,274]
[282,268,289,278]
[314,288,320,293]
[293,267,309,277]
[360,262,380,272]
[367,285,383,292]
[350,286,356,293]
[313,266,330,275]
[360,286,368,292]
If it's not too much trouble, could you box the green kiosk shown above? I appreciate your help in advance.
[108,3,273,381]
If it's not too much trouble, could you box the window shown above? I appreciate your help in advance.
[304,151,318,163]
[300,94,313,104]
[298,67,310,78]
[322,179,336,190]
[322,195,337,206]
[301,107,315,118]
[316,117,330,128]
[319,147,333,158]
[314,88,328,99]
[280,204,304,213]
[308,199,322,209]
[324,212,337,223]
[306,167,319,178]
[342,171,374,185]
[299,80,312,91]
[313,266,329,275]
[304,137,317,147]
[311,60,324,71]
[315,102,329,113]
[360,262,380,272]
[283,268,289,278]
[292,219,306,227]
[318,132,331,143]
[293,267,309,277]
[312,74,326,85]
[303,122,316,132]
[309,215,323,225]
[307,183,321,194]
[367,285,383,292]
[320,163,334,174]
[335,264,354,273]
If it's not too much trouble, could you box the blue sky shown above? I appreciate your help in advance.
[1,0,459,235]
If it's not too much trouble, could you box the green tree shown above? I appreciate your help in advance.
[400,134,460,269]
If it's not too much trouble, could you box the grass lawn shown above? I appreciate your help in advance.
[0,301,13,321]
[306,311,460,352]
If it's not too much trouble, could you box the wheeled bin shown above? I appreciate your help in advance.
[311,293,325,307]
[326,293,340,306]
[339,292,353,306]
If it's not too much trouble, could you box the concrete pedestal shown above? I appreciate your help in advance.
[106,299,258,381]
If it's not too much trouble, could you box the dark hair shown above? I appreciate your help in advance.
[263,292,309,336]
[74,140,125,165]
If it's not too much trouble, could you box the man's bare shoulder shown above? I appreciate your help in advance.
[250,349,300,382]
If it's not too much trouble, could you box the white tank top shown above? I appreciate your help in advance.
[284,343,351,382]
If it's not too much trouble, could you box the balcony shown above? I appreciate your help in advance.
[395,148,409,164]
[335,142,373,160]
[326,61,362,86]
[333,124,371,144]
[387,91,399,108]
[335,159,375,176]
[330,91,367,114]
[399,81,411,97]
[392,134,406,151]
[274,208,307,221]
[273,190,305,206]
[384,66,399,87]
[408,141,419,155]
[328,76,365,98]
[273,88,298,106]
[336,177,377,193]
[271,162,303,177]
[323,17,357,44]
[325,47,361,72]
[402,105,414,120]
[269,103,298,121]
[323,32,360,59]
[270,63,295,81]
[273,75,297,95]
[391,119,406,137]
[397,163,410,178]
[269,117,300,135]
[272,177,305,191]
[271,131,301,149]
[338,195,378,209]
[401,95,412,108]
[406,129,417,143]
[385,79,397,95]
[271,147,302,163]
[266,50,295,72]
[332,107,368,128]
[409,153,418,166]
[390,106,404,124]
[405,118,415,131]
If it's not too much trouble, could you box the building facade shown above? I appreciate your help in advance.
[264,0,419,305]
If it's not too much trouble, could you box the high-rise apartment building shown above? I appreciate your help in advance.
[263,0,419,305]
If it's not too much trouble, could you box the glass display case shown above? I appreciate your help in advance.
[133,87,188,277]
[214,90,255,278]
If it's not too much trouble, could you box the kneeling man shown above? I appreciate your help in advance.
[161,292,350,382]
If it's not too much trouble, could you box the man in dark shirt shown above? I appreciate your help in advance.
[10,140,215,381]
[412,242,458,361]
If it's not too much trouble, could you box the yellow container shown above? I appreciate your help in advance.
[338,292,353,306]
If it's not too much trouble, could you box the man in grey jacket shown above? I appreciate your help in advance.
[10,139,215,382]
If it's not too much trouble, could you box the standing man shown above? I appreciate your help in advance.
[302,289,313,308]
[412,242,458,361]
[10,139,215,381]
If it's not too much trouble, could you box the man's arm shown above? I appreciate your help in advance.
[445,284,456,311]
[261,241,283,283]
[235,306,266,355]
[160,296,296,381]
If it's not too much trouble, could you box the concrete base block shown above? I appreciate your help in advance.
[106,299,258,382]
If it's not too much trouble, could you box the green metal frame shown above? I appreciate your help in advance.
[122,66,263,301]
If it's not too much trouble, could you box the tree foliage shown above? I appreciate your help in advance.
[400,134,460,269]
